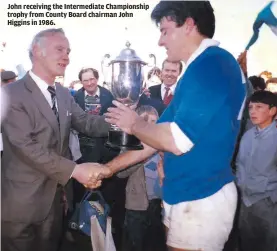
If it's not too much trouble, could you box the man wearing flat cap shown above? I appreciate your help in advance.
[1,70,17,85]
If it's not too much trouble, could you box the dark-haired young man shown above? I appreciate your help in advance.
[236,91,277,251]
[97,2,246,250]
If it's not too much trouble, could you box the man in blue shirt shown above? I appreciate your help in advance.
[92,2,246,251]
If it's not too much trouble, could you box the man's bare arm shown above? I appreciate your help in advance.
[105,101,185,156]
[106,143,157,175]
[131,119,182,155]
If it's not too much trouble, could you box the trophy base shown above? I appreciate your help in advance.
[105,130,143,151]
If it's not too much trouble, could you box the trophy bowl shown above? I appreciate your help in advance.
[102,42,147,150]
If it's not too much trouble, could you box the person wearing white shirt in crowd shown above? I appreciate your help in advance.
[149,59,183,106]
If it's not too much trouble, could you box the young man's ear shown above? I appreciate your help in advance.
[269,106,277,118]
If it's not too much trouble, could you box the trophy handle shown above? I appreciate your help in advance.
[148,53,156,68]
[142,53,157,90]
[101,54,111,89]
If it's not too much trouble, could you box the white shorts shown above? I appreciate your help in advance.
[163,182,237,251]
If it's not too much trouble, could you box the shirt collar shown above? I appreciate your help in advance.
[29,70,55,91]
[184,38,220,69]
[161,82,177,94]
[85,87,100,97]
[255,121,277,136]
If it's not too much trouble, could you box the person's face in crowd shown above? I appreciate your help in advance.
[158,17,194,62]
[34,33,70,79]
[161,61,180,87]
[140,112,158,124]
[249,102,277,129]
[81,70,98,95]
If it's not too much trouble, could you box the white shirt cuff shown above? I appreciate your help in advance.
[170,122,194,154]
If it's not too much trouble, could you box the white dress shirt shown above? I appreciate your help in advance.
[29,71,81,163]
[161,83,177,100]
[170,38,220,154]
[85,87,100,97]
[29,70,58,110]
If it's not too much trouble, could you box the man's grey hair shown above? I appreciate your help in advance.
[28,28,65,61]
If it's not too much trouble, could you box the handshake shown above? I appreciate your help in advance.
[71,163,112,189]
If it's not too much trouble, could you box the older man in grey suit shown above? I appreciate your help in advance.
[1,28,110,251]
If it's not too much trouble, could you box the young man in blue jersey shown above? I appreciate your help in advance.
[91,2,246,251]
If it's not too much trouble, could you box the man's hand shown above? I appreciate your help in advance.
[104,100,142,134]
[237,51,247,76]
[142,87,151,97]
[72,163,112,189]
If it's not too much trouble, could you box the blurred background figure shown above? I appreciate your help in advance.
[16,64,27,80]
[1,70,17,86]
[69,80,82,96]
[266,78,277,93]
[248,76,266,92]
[259,70,272,83]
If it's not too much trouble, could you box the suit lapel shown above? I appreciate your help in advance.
[99,87,107,114]
[56,84,67,151]
[24,74,60,140]
[78,88,86,111]
[158,85,163,101]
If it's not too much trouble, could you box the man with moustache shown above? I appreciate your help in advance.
[1,70,17,86]
[1,28,110,251]
[149,59,182,106]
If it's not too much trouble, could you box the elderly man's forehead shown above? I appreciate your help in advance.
[43,32,69,44]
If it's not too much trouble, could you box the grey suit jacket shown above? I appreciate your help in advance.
[1,73,110,223]
[117,163,149,211]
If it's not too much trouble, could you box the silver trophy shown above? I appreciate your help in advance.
[102,41,155,150]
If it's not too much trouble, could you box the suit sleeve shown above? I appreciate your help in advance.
[149,85,157,98]
[2,101,76,186]
[70,95,111,137]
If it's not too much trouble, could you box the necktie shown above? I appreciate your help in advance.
[48,86,68,213]
[47,86,59,124]
[163,87,173,106]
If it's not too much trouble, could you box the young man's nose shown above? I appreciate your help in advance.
[158,37,165,47]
